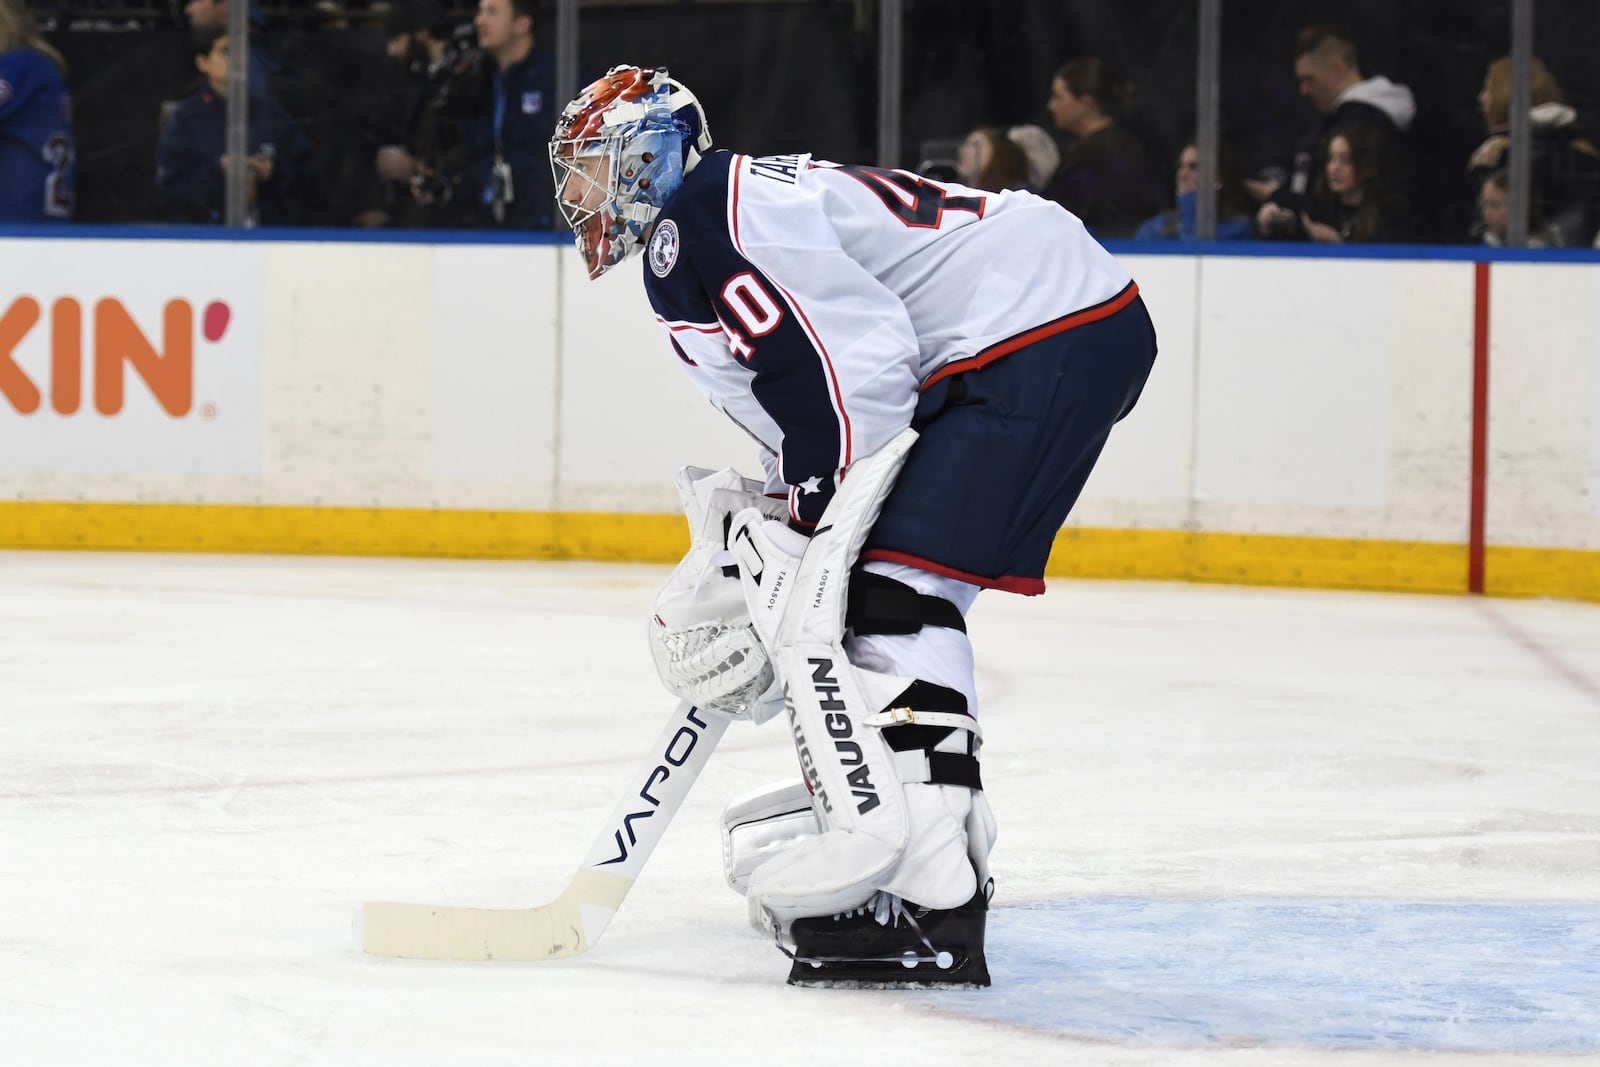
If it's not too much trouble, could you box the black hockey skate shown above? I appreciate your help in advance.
[784,884,991,988]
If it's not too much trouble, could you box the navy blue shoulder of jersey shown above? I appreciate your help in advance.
[643,149,737,325]
[643,149,855,524]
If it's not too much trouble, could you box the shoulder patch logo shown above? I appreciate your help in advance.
[0,80,12,107]
[648,219,680,278]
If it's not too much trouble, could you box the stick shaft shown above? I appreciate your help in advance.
[360,701,731,961]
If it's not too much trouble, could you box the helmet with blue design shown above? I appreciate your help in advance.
[549,65,712,280]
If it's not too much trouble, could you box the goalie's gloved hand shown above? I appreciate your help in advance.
[647,467,789,722]
[649,546,783,721]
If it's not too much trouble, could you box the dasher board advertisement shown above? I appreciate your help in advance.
[0,240,263,476]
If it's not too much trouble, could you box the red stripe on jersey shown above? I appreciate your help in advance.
[859,548,1046,595]
[730,154,744,251]
[775,460,817,527]
[921,281,1140,392]
[781,293,853,466]
[656,316,723,335]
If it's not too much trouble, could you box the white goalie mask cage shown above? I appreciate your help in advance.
[549,65,713,280]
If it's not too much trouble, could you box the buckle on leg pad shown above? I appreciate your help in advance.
[867,707,984,739]
[863,679,983,791]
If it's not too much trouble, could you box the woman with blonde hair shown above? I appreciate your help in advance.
[1467,56,1599,246]
[0,0,74,220]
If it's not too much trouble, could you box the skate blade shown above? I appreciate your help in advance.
[786,951,990,989]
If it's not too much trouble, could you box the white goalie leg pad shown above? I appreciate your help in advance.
[745,655,989,928]
[720,779,818,899]
[726,430,947,927]
[843,561,990,909]
[719,776,990,923]
[745,653,918,926]
[966,788,998,900]
[873,777,978,911]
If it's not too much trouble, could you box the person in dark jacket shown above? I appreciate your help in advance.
[1255,26,1415,240]
[1466,56,1600,247]
[1258,124,1410,243]
[464,0,556,228]
[154,27,315,225]
[1040,57,1164,239]
[374,0,485,228]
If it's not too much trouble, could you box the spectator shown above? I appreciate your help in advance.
[182,0,272,97]
[285,9,398,227]
[1467,56,1600,248]
[1005,123,1059,191]
[1474,168,1561,247]
[0,0,73,221]
[175,0,356,224]
[1256,26,1415,239]
[954,126,1031,192]
[1133,142,1254,241]
[184,0,226,32]
[464,0,557,228]
[1258,124,1409,243]
[155,28,316,226]
[1041,57,1164,239]
[374,0,485,227]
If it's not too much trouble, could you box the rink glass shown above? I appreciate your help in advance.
[26,0,1599,246]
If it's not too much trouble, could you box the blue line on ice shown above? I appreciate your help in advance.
[922,897,1600,1052]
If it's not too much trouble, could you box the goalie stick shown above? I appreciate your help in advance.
[358,699,730,961]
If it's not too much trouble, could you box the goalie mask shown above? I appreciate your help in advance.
[550,65,713,280]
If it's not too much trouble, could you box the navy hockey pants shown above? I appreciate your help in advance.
[861,286,1158,595]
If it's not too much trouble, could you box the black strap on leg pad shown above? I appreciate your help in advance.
[880,680,983,791]
[846,570,967,636]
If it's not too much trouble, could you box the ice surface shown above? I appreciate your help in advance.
[2,551,1597,1065]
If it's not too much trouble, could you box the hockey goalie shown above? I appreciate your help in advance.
[550,65,1159,987]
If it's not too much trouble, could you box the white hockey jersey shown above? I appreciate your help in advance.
[641,149,1136,525]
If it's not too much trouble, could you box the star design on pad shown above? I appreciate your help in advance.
[799,476,825,494]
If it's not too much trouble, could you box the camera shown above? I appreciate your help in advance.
[410,168,454,204]
[398,24,487,219]
[428,25,488,120]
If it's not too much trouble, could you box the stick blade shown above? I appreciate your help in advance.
[359,870,631,961]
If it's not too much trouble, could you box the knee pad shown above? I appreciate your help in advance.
[746,568,991,928]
